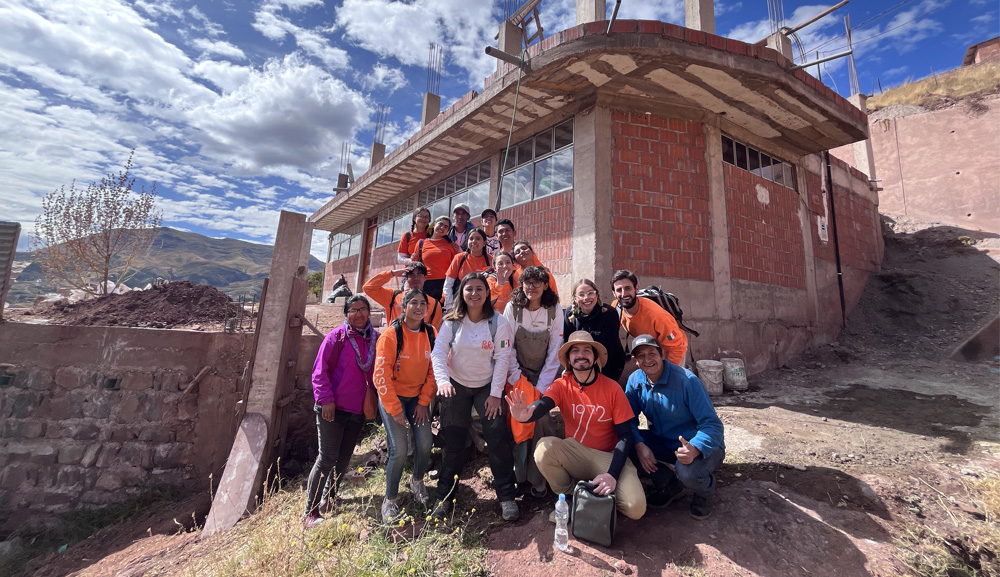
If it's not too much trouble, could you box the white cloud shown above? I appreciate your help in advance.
[134,0,183,20]
[187,54,371,174]
[251,2,350,70]
[360,63,409,94]
[192,38,247,61]
[188,6,224,37]
[191,60,252,93]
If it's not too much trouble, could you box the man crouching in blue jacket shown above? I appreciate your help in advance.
[625,334,725,519]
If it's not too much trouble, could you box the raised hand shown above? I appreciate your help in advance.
[505,388,531,423]
[675,435,701,465]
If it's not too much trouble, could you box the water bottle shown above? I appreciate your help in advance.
[554,493,570,552]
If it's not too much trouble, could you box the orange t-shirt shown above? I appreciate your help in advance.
[544,373,634,452]
[616,297,688,366]
[396,230,427,256]
[414,237,458,280]
[446,252,491,281]
[373,324,437,416]
[488,275,515,314]
[362,270,443,329]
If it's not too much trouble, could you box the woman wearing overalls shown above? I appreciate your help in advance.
[502,265,564,498]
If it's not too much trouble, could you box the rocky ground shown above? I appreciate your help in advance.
[6,215,999,577]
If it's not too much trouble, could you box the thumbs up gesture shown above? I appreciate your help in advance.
[675,435,701,465]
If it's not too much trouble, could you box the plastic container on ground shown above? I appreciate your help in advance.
[695,360,725,396]
[554,493,570,552]
[720,357,748,391]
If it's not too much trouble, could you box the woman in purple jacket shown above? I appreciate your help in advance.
[304,295,379,527]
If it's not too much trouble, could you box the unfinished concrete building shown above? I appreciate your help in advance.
[309,0,882,374]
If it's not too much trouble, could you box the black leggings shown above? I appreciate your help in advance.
[304,409,365,513]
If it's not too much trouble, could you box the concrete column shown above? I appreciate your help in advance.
[766,32,794,61]
[796,161,820,325]
[489,152,502,211]
[685,0,715,34]
[703,124,732,319]
[576,0,607,25]
[847,93,877,181]
[572,106,615,288]
[422,92,441,127]
[497,20,522,73]
[370,142,386,167]
[0,221,20,321]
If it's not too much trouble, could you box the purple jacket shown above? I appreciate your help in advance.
[311,322,379,414]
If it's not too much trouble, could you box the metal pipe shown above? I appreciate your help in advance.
[754,0,848,45]
[606,0,622,35]
[485,46,526,70]
[789,49,852,70]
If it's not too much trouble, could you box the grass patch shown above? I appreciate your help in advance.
[868,62,1000,111]
[0,484,190,577]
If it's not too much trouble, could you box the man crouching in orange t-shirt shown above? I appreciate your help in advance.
[506,331,646,520]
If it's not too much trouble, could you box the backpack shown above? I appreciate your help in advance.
[449,314,499,350]
[390,318,435,377]
[389,289,439,321]
[450,252,492,298]
[618,286,700,337]
[415,238,426,263]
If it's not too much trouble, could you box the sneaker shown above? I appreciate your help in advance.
[430,499,453,521]
[647,479,686,509]
[303,509,325,528]
[409,478,430,505]
[529,487,548,499]
[500,500,520,522]
[689,495,713,520]
[381,498,402,523]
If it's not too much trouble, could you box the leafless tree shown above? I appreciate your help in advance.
[32,150,163,296]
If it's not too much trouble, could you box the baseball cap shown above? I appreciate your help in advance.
[481,208,497,219]
[452,203,471,216]
[630,334,661,355]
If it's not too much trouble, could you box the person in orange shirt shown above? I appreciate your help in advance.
[443,228,492,311]
[507,331,646,520]
[511,240,557,296]
[611,270,688,367]
[397,207,431,265]
[362,262,442,329]
[411,216,459,302]
[373,289,437,522]
[488,251,517,314]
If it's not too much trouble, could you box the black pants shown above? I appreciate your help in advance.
[422,278,445,303]
[304,409,365,514]
[436,380,517,502]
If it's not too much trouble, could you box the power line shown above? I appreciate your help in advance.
[803,0,933,54]
[817,1,949,55]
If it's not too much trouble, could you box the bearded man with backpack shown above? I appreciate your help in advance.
[611,270,688,367]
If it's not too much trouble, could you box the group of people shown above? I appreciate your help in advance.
[304,204,727,531]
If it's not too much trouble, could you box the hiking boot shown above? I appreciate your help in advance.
[430,499,454,521]
[647,478,686,509]
[689,495,713,520]
[381,498,401,523]
[529,486,548,499]
[409,478,430,505]
[303,509,325,528]
[501,500,520,522]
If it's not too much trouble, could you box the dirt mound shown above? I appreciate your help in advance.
[29,281,241,329]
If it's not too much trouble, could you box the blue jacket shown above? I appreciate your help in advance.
[625,363,725,458]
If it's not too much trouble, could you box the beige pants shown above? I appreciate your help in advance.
[534,436,647,520]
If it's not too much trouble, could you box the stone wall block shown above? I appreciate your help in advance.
[153,443,193,469]
[81,397,111,419]
[117,394,142,422]
[57,444,87,465]
[175,424,196,443]
[22,368,53,391]
[55,367,95,390]
[42,492,76,512]
[124,373,153,391]
[55,467,85,488]
[138,427,175,443]
[27,442,58,465]
[155,370,187,392]
[1,420,45,438]
[119,443,154,469]
[95,443,121,468]
[70,423,101,441]
[177,394,198,422]
[11,392,43,419]
[80,443,101,468]
[41,394,84,420]
[0,463,33,490]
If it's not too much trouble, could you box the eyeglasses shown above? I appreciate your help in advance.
[523,280,544,289]
[346,308,369,315]
[575,291,597,299]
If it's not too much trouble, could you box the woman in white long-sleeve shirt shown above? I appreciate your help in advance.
[502,265,564,498]
[430,272,520,522]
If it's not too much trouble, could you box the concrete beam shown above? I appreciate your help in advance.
[704,123,732,319]
[498,21,522,73]
[685,0,715,34]
[847,93,876,180]
[422,93,441,128]
[576,0,606,25]
[371,142,386,167]
[766,32,793,61]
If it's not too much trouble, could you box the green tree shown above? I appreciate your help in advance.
[32,150,162,296]
[307,271,324,299]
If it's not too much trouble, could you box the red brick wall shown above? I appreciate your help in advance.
[369,244,399,274]
[830,185,880,272]
[499,190,573,275]
[610,111,712,280]
[724,164,806,289]
[325,256,359,292]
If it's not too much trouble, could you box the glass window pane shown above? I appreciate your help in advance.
[735,142,748,170]
[429,197,449,221]
[748,148,761,175]
[450,190,470,214]
[467,165,480,186]
[534,130,553,157]
[347,235,360,257]
[554,120,573,149]
[760,154,772,180]
[394,215,410,241]
[534,147,573,198]
[454,171,466,191]
[467,180,489,218]
[376,222,394,247]
[515,139,533,167]
[503,148,517,171]
[772,161,785,186]
[722,136,735,165]
[443,178,455,195]
[500,165,533,209]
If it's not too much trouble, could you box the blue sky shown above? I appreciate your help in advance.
[1,0,995,259]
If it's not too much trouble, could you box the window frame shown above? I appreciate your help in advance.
[499,118,574,210]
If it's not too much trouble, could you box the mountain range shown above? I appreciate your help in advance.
[9,227,324,304]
